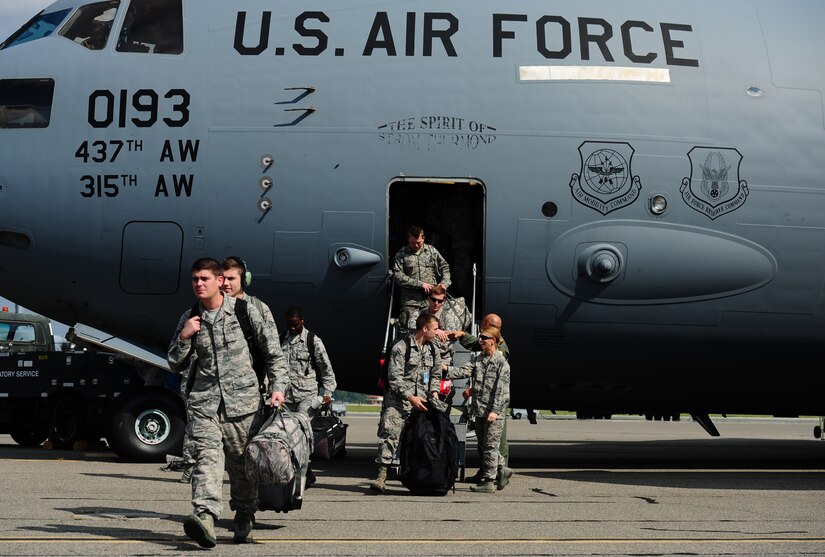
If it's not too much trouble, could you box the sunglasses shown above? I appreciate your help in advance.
[429,297,446,304]
[479,335,494,341]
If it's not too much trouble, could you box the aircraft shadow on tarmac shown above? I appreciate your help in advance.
[519,470,825,491]
[509,438,825,470]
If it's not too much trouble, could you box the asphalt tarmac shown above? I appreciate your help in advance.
[0,414,823,556]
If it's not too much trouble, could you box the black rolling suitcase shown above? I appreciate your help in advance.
[311,407,348,460]
[258,479,302,512]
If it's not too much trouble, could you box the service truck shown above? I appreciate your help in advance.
[0,310,184,461]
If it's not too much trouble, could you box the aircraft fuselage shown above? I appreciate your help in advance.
[0,0,823,416]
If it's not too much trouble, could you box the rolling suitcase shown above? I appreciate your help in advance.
[311,407,348,460]
[258,479,302,512]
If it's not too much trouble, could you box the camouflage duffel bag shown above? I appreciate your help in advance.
[245,406,313,485]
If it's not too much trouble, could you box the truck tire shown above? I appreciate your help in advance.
[10,424,49,447]
[49,397,86,450]
[106,388,185,462]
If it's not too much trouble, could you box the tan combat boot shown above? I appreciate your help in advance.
[233,511,254,543]
[496,466,513,490]
[368,465,388,494]
[470,479,496,493]
[183,511,216,548]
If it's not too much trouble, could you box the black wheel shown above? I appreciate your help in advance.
[10,423,49,447]
[106,388,185,462]
[815,425,822,439]
[49,397,86,450]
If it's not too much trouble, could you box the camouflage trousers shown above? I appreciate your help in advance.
[474,417,505,481]
[189,401,262,518]
[375,397,411,465]
[474,417,508,466]
[500,418,509,465]
[180,404,196,466]
[286,397,321,420]
[398,295,426,330]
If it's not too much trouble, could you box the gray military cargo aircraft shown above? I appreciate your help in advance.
[0,0,823,438]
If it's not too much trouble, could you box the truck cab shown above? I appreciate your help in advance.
[0,310,184,461]
[0,312,55,353]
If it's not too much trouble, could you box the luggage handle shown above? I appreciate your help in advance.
[257,403,303,440]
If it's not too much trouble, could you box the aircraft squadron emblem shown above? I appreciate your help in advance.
[570,142,641,215]
[680,147,748,219]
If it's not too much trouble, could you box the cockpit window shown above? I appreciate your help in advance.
[0,79,55,129]
[116,0,183,55]
[0,9,72,50]
[60,1,120,51]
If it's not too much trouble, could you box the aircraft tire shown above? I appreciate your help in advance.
[106,388,185,462]
[49,396,86,450]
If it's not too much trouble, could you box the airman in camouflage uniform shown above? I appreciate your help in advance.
[393,225,451,328]
[369,313,442,494]
[450,312,511,486]
[221,256,276,329]
[281,306,337,418]
[410,284,471,367]
[168,258,289,548]
[178,257,278,484]
[445,326,511,493]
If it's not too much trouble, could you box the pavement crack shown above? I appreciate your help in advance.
[634,496,658,505]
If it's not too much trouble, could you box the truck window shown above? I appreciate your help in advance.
[11,324,36,343]
[0,79,55,129]
[116,0,183,54]
[0,9,72,50]
[60,1,120,51]
[0,322,36,344]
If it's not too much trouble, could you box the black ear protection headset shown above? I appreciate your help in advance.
[227,256,252,288]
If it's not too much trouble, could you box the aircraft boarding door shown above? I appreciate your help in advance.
[387,178,484,482]
[387,178,485,325]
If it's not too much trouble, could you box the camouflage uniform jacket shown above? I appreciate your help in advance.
[459,333,510,362]
[167,294,289,418]
[177,294,272,399]
[411,298,471,365]
[245,293,275,326]
[393,243,451,294]
[387,333,442,407]
[447,349,510,419]
[281,327,337,403]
